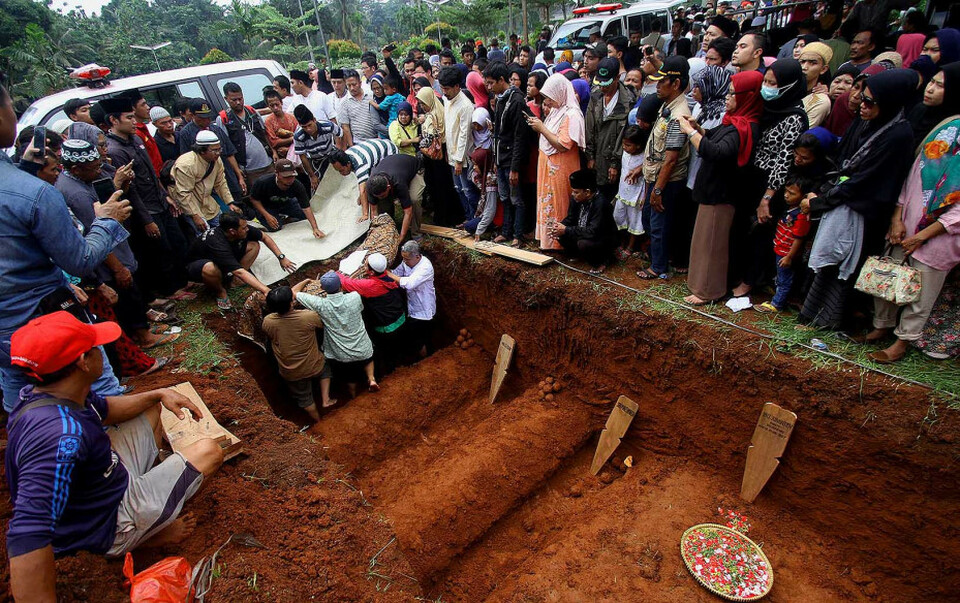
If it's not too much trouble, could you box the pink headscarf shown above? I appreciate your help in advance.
[896,33,925,69]
[539,73,585,156]
[466,71,489,109]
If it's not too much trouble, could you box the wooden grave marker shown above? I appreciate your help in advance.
[741,402,797,503]
[161,382,243,461]
[590,396,639,475]
[489,334,516,403]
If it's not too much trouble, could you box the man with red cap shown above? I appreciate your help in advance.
[5,312,224,601]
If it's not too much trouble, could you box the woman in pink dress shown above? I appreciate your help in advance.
[525,74,585,250]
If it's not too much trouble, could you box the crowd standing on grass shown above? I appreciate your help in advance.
[1,0,960,595]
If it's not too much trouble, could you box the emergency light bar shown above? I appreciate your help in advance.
[69,64,112,85]
[573,3,623,16]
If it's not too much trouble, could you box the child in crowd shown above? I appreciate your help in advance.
[791,127,837,188]
[389,102,421,156]
[370,75,405,127]
[755,174,814,313]
[613,125,650,259]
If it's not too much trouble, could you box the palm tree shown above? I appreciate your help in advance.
[0,23,93,99]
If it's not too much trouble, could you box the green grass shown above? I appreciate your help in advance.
[571,271,960,401]
[174,302,237,375]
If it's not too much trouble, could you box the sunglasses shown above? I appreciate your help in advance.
[860,93,876,108]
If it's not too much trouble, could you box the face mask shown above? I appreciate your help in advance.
[760,85,783,101]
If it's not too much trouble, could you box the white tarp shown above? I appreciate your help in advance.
[248,169,368,285]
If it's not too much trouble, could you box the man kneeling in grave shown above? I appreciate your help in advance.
[5,312,223,601]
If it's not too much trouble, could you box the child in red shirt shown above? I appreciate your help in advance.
[756,175,813,312]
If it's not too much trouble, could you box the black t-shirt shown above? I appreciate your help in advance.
[369,154,419,209]
[155,132,181,164]
[250,174,310,209]
[188,225,264,273]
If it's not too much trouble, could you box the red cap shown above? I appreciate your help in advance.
[10,311,121,378]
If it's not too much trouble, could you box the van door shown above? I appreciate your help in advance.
[603,17,623,39]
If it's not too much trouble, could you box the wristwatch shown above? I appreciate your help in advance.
[653,187,663,196]
[277,254,286,260]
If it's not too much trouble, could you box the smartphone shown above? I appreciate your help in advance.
[32,126,46,152]
[92,177,116,203]
[520,103,535,118]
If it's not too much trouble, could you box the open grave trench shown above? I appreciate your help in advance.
[209,239,960,602]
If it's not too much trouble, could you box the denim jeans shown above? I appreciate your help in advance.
[497,166,525,240]
[771,257,795,309]
[261,198,307,232]
[2,346,121,412]
[452,164,479,221]
[642,180,684,275]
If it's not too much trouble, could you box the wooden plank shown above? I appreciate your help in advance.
[489,334,516,403]
[475,241,554,266]
[162,382,243,461]
[590,396,638,475]
[419,224,464,239]
[741,402,797,503]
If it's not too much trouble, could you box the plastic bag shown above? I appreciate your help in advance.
[123,552,195,603]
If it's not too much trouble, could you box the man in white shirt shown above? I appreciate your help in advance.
[328,69,349,118]
[438,66,477,222]
[289,69,337,124]
[386,240,435,357]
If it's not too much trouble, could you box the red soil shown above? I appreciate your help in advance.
[1,241,958,602]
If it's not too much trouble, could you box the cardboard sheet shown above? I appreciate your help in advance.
[248,170,369,285]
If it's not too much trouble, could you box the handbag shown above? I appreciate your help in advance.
[420,132,444,161]
[854,247,922,306]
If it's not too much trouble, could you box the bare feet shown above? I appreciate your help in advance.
[322,398,338,409]
[684,294,710,306]
[357,214,369,223]
[143,513,197,548]
[368,381,380,393]
[732,283,751,297]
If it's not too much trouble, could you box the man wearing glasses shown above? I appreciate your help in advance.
[171,130,241,233]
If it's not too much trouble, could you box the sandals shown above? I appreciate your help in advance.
[142,332,180,350]
[138,356,169,376]
[145,309,169,322]
[169,290,197,301]
[589,265,606,275]
[615,248,632,261]
[868,349,906,364]
[217,297,233,311]
[149,324,182,335]
[753,302,780,314]
[636,268,667,280]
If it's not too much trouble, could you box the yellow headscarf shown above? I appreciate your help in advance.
[416,86,445,137]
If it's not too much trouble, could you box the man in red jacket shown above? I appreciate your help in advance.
[119,89,164,176]
[339,252,408,374]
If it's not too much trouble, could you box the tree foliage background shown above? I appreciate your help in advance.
[0,0,565,107]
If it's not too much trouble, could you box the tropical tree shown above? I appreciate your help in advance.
[0,23,92,99]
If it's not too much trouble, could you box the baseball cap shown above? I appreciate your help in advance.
[595,57,621,86]
[275,159,297,175]
[189,98,215,117]
[11,311,121,378]
[647,55,690,82]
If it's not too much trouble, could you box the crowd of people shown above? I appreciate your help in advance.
[1,0,959,596]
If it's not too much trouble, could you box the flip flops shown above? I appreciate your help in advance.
[217,297,233,311]
[139,356,170,376]
[637,268,667,280]
[142,332,180,350]
[145,309,169,322]
[753,302,780,313]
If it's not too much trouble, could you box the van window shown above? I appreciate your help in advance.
[552,19,602,50]
[177,81,204,100]
[141,84,183,114]
[214,72,273,106]
[603,18,623,38]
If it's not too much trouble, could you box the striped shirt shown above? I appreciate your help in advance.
[339,92,379,142]
[293,120,343,160]
[346,139,398,185]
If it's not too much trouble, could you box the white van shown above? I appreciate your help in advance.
[539,0,685,63]
[16,59,287,133]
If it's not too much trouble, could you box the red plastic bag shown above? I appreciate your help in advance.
[123,552,195,603]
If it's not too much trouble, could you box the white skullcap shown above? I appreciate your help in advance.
[367,252,387,273]
[149,106,171,122]
[50,119,74,135]
[195,129,219,145]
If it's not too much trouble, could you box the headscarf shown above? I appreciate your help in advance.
[417,85,444,136]
[571,78,591,114]
[66,121,102,147]
[796,33,820,48]
[472,106,492,149]
[560,50,574,64]
[932,29,960,66]
[897,33,926,68]
[910,62,960,146]
[917,117,960,228]
[839,69,915,171]
[834,62,860,82]
[825,91,857,137]
[693,65,731,123]
[397,101,413,117]
[761,58,808,127]
[539,73,585,156]
[722,70,764,166]
[555,61,573,73]
[466,71,489,109]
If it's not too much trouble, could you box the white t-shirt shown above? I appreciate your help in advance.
[290,90,336,122]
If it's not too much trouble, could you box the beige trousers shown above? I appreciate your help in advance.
[872,247,949,341]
